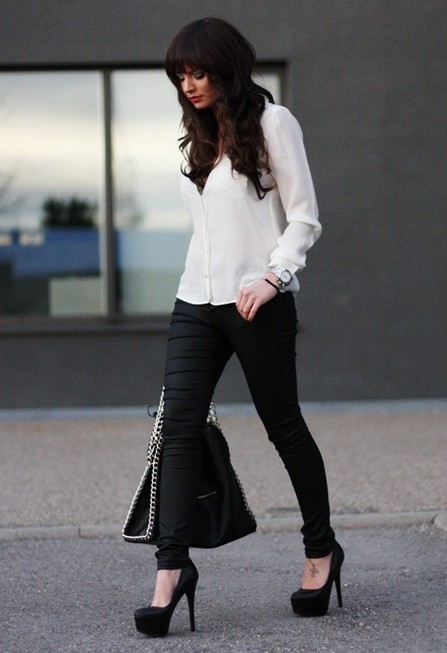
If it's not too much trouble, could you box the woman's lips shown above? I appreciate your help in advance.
[189,96,202,103]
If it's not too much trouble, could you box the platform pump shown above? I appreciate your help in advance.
[291,541,344,617]
[134,561,199,636]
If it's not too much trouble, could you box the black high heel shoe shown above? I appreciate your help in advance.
[134,561,199,636]
[291,541,344,617]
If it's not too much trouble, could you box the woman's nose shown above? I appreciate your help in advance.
[182,75,195,94]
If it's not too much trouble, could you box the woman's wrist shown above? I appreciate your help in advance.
[263,274,280,293]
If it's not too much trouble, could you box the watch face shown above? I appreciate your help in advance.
[279,269,292,284]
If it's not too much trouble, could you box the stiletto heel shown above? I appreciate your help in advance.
[291,541,344,617]
[186,585,196,632]
[134,561,199,636]
[335,568,342,607]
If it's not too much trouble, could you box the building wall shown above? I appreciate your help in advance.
[0,0,445,407]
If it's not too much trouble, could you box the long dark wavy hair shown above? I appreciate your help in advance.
[165,17,274,199]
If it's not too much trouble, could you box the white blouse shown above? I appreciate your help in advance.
[177,102,322,305]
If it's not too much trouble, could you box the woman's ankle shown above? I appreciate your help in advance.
[151,568,182,607]
[301,552,332,590]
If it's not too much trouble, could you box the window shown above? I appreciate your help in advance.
[0,72,104,316]
[0,67,282,319]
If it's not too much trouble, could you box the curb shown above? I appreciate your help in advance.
[2,398,447,422]
[0,510,444,543]
[434,512,447,533]
[258,510,441,533]
[0,524,120,542]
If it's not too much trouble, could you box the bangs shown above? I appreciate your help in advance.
[165,21,216,82]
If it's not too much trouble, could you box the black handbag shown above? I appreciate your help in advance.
[122,390,257,547]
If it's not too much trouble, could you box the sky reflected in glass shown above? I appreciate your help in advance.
[0,72,104,230]
[112,69,185,231]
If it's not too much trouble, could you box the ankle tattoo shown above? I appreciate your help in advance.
[309,560,319,578]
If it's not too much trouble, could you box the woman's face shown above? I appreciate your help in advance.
[176,67,219,110]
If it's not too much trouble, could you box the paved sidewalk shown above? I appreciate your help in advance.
[1,400,446,536]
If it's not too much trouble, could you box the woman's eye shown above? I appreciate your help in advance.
[193,71,205,79]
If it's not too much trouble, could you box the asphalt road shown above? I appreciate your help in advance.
[2,525,447,653]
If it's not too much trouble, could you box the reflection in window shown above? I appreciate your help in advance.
[112,70,188,314]
[0,72,104,315]
[0,67,282,318]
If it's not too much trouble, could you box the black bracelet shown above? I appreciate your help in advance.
[264,278,280,293]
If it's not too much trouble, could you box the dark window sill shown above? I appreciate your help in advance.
[0,315,171,336]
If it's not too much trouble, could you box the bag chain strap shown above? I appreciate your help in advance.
[144,389,165,535]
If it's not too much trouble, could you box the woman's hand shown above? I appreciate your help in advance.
[236,279,279,322]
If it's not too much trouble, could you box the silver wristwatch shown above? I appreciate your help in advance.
[269,266,293,290]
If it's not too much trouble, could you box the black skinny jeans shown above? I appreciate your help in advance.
[156,295,335,569]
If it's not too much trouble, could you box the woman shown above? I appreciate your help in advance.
[134,17,344,636]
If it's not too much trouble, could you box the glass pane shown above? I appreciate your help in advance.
[0,72,105,316]
[254,69,282,103]
[112,70,187,314]
[112,68,282,315]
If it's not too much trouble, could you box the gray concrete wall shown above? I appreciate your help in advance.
[0,1,446,407]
